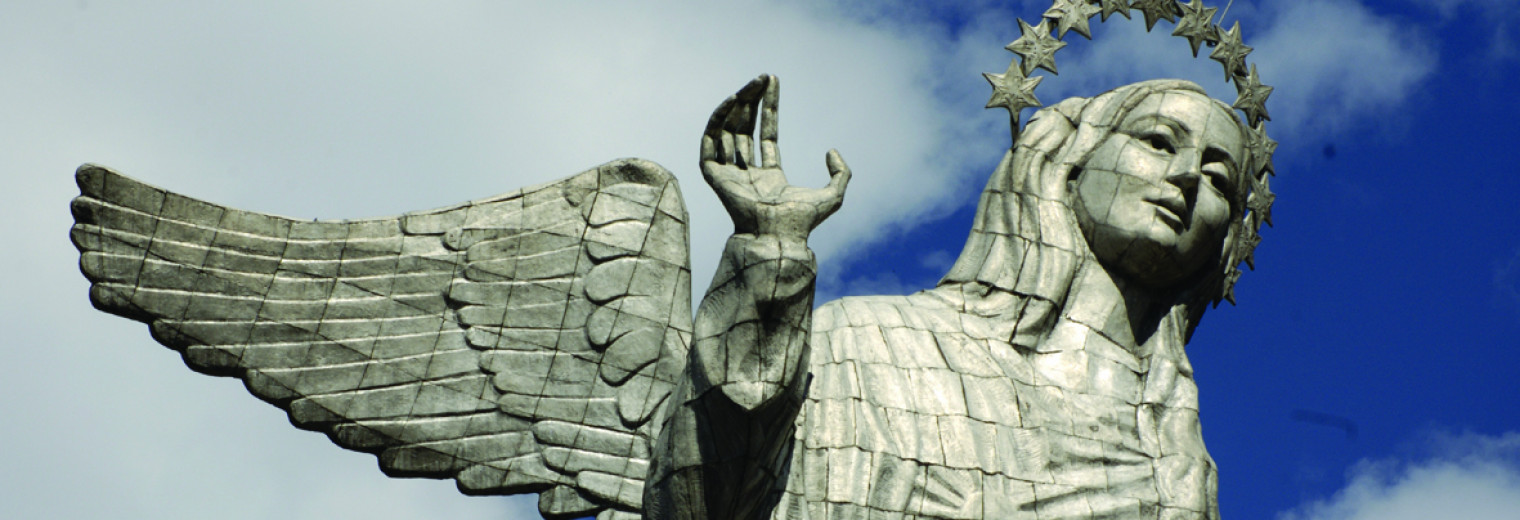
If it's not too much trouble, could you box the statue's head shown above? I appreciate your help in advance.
[1066,86,1247,289]
[943,79,1267,327]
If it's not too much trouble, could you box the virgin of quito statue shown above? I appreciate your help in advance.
[72,1,1276,518]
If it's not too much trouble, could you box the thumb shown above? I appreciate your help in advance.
[824,149,851,196]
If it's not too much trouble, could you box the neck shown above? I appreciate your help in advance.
[1064,260,1173,350]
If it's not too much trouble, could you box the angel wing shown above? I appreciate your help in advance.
[70,159,693,520]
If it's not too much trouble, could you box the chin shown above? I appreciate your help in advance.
[1113,237,1206,289]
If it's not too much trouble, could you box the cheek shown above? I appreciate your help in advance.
[1190,191,1233,238]
[1074,169,1121,222]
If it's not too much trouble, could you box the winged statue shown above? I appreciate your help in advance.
[73,152,694,518]
[74,5,1278,519]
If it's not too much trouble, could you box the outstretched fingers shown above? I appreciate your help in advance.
[702,75,767,169]
[726,77,767,169]
[759,75,781,169]
[702,95,737,169]
[701,75,849,235]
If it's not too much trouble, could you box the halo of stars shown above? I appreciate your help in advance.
[986,0,1276,305]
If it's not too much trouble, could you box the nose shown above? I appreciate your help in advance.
[1161,149,1204,220]
[1164,148,1202,193]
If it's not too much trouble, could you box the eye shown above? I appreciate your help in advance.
[1139,132,1176,154]
[1202,164,1233,194]
[1202,147,1238,194]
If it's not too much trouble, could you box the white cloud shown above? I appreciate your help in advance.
[1248,0,1438,137]
[1277,432,1520,520]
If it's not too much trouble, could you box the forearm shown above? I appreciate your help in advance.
[691,232,815,411]
[644,232,815,520]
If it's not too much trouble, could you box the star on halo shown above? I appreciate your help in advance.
[1044,0,1102,40]
[1210,21,1254,80]
[1006,18,1067,75]
[1172,0,1219,57]
[1233,63,1273,124]
[984,63,1044,117]
[1236,229,1263,270]
[1246,120,1278,176]
[1094,0,1131,22]
[1222,266,1243,305]
[1132,0,1182,31]
[1247,174,1275,227]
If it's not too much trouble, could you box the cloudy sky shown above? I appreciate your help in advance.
[3,1,1517,519]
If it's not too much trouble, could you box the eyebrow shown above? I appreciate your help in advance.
[1127,114,1190,136]
[1204,145,1239,174]
[1128,113,1241,171]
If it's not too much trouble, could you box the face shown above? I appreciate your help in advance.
[1070,90,1245,288]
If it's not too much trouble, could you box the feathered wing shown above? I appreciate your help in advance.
[70,159,692,520]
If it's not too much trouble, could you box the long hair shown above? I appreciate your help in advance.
[938,79,1253,349]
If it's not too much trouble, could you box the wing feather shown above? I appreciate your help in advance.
[72,159,692,519]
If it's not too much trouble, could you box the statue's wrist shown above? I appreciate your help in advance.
[728,200,821,240]
[724,233,817,305]
[728,232,812,256]
[751,219,814,242]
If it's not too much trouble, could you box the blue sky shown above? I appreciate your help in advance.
[2,1,1516,519]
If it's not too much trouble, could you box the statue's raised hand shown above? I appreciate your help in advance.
[701,74,850,239]
[681,75,846,414]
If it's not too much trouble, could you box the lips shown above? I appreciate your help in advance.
[1147,195,1187,229]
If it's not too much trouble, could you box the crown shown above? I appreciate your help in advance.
[985,0,1276,305]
